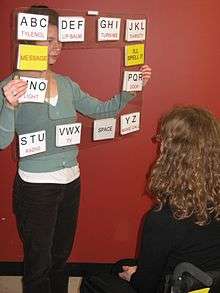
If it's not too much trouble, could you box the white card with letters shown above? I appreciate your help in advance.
[56,123,82,147]
[122,71,143,92]
[98,17,121,41]
[58,16,85,42]
[19,77,48,103]
[125,19,146,42]
[120,112,140,135]
[93,118,116,141]
[17,13,49,41]
[19,130,46,157]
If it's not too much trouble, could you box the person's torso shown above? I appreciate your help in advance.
[14,74,79,172]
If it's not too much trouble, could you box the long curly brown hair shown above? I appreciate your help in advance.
[149,106,220,225]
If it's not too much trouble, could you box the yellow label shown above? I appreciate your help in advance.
[17,44,48,71]
[189,288,210,293]
[125,43,145,66]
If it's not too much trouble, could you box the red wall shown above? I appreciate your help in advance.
[1,0,220,263]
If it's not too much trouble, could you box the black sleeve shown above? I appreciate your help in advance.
[130,208,184,293]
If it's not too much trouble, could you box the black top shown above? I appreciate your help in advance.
[130,206,220,293]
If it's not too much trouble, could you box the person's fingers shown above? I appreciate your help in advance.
[11,84,28,96]
[3,87,27,107]
[143,73,151,77]
[4,79,27,91]
[5,96,19,107]
[119,272,126,280]
[142,69,152,75]
[122,265,130,271]
[141,65,152,86]
[4,82,27,99]
[16,88,28,99]
[140,65,152,74]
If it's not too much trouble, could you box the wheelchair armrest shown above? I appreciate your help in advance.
[173,262,213,288]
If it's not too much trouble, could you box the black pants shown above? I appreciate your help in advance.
[80,274,137,293]
[13,174,81,293]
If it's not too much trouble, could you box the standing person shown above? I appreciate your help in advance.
[0,5,152,293]
[119,106,220,293]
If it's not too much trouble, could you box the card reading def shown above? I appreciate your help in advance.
[58,16,85,42]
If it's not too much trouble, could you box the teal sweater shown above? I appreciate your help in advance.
[0,73,134,172]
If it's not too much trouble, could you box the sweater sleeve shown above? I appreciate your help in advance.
[0,75,15,149]
[130,208,180,293]
[69,79,135,119]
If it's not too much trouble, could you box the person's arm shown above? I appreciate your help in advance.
[0,80,15,149]
[129,208,180,293]
[70,82,135,119]
[69,65,151,119]
[0,76,27,149]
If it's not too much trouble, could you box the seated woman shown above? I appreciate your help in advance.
[119,106,220,293]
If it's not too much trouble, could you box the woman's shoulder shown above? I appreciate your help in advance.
[147,205,173,222]
[144,205,189,229]
[54,73,79,87]
[142,206,190,241]
[0,73,14,87]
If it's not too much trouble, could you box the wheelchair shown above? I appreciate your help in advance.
[163,262,220,293]
[80,260,220,293]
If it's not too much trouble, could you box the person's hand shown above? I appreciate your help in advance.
[3,79,28,108]
[118,265,137,282]
[140,64,152,87]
